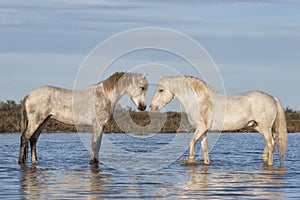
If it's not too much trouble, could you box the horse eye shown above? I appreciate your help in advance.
[159,89,164,93]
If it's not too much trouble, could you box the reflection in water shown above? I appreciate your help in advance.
[20,164,50,199]
[0,133,298,199]
[19,164,112,199]
[19,162,171,199]
[19,163,288,199]
[182,165,287,199]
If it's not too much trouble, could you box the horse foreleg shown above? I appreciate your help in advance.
[90,123,104,164]
[188,126,208,164]
[200,134,210,165]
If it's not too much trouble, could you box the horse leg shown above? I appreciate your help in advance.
[262,146,269,165]
[200,133,210,165]
[90,122,104,164]
[18,134,28,163]
[255,126,271,165]
[30,137,38,163]
[188,125,208,164]
[18,123,40,164]
[261,128,275,166]
[30,117,50,163]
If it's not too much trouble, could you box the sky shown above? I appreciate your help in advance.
[0,0,300,110]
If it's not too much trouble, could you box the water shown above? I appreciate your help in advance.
[0,133,299,199]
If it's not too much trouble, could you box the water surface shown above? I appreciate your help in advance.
[0,133,299,199]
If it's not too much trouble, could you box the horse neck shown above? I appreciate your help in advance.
[108,75,134,105]
[168,81,197,114]
[169,79,220,115]
[172,87,199,114]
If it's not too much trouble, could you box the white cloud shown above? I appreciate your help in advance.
[1,0,299,39]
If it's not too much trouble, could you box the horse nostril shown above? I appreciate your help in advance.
[149,105,158,112]
[138,103,146,111]
[142,105,146,111]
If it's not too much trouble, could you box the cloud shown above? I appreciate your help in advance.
[1,0,300,109]
[0,0,299,56]
[1,0,299,38]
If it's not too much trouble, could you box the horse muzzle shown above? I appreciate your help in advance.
[149,104,159,112]
[138,103,146,111]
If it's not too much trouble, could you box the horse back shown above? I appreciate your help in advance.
[23,86,74,123]
[228,91,276,114]
[24,85,72,106]
[217,91,277,131]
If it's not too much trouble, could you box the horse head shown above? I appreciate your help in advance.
[150,77,174,112]
[127,73,148,111]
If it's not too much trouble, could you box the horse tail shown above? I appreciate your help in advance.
[274,97,287,165]
[21,98,28,134]
[21,97,29,158]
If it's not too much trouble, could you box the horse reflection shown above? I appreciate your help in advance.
[180,166,286,199]
[19,164,50,199]
[19,164,112,199]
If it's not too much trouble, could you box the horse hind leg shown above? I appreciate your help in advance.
[30,116,51,163]
[265,134,275,166]
[18,124,39,164]
[262,146,269,165]
[18,134,28,163]
[18,116,50,164]
[257,126,274,166]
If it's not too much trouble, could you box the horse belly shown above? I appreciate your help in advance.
[225,109,256,130]
[210,113,250,131]
[74,113,94,126]
[51,108,75,125]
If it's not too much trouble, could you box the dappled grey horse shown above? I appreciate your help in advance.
[150,76,287,166]
[18,72,148,164]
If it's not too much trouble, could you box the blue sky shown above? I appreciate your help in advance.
[0,0,300,110]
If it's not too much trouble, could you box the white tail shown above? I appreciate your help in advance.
[274,98,287,165]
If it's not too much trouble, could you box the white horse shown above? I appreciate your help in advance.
[150,76,287,166]
[19,72,148,164]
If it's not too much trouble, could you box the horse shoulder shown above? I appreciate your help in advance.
[93,86,113,123]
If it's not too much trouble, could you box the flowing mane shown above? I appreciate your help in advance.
[101,72,147,94]
[102,72,125,92]
[164,76,216,96]
[183,76,217,95]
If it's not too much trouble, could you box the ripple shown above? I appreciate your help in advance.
[0,133,299,199]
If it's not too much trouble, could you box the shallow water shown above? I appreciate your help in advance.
[0,133,299,199]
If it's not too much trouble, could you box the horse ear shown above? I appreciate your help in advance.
[142,73,148,78]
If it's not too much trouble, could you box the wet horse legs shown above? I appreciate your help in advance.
[90,123,104,164]
[18,135,28,163]
[30,136,38,163]
[262,129,275,166]
[188,125,209,165]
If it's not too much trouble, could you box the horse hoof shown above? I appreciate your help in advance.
[180,158,201,166]
[89,158,99,164]
[32,160,38,164]
[18,160,24,164]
